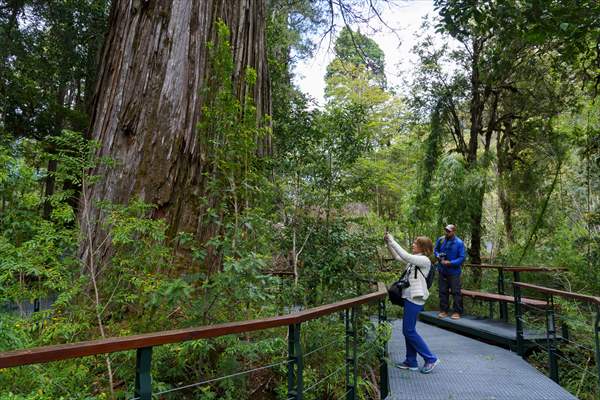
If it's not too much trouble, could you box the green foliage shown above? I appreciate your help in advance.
[1,4,599,400]
[200,20,270,221]
[0,0,110,139]
[0,131,100,398]
[324,27,397,150]
[413,106,444,226]
[434,154,485,234]
[0,132,80,309]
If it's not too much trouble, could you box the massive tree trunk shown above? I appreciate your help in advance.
[79,0,271,269]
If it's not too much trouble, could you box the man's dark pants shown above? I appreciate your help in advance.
[439,272,463,314]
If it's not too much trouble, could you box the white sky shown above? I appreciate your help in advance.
[292,0,436,107]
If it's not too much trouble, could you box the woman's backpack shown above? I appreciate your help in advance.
[417,265,435,289]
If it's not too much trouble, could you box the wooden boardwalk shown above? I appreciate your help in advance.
[386,319,578,400]
[419,311,556,352]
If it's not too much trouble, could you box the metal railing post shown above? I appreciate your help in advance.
[345,307,358,400]
[513,282,525,357]
[378,299,389,399]
[545,295,559,383]
[594,307,600,393]
[498,268,507,321]
[288,323,303,400]
[560,322,569,342]
[134,347,153,400]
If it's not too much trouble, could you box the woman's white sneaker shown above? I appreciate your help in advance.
[395,362,418,371]
[420,359,439,374]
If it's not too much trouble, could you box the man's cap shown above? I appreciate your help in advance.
[444,224,456,232]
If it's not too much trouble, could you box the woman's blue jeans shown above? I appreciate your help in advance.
[402,299,437,367]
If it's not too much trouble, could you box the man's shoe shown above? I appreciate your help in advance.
[451,313,461,320]
[437,311,448,318]
[420,359,439,374]
[395,362,418,371]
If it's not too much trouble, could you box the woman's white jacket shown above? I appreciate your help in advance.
[386,235,431,306]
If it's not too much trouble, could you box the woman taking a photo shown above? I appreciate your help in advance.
[384,232,439,374]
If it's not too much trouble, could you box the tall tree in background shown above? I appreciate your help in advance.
[326,26,387,90]
[412,0,599,271]
[79,1,272,269]
[0,1,109,217]
[325,27,396,150]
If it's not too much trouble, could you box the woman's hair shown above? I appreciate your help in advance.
[415,236,434,263]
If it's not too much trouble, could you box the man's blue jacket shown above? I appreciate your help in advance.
[434,236,466,276]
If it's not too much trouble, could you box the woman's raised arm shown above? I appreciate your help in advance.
[386,235,430,268]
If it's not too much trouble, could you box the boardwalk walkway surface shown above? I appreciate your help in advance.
[419,310,550,346]
[386,319,578,400]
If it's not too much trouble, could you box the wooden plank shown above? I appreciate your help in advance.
[0,283,387,369]
[513,282,600,306]
[419,311,552,343]
[461,289,549,308]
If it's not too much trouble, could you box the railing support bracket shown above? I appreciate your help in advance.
[345,307,358,400]
[134,346,153,400]
[545,295,559,383]
[594,307,600,393]
[378,299,389,399]
[287,323,303,400]
[514,282,525,357]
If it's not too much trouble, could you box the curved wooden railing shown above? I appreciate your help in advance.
[513,281,600,393]
[513,282,600,305]
[459,263,566,322]
[0,282,389,400]
[463,263,568,273]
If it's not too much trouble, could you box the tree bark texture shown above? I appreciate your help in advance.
[466,38,484,166]
[497,119,515,244]
[79,0,271,266]
[465,37,501,283]
[467,38,484,269]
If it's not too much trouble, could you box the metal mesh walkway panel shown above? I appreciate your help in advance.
[386,319,578,400]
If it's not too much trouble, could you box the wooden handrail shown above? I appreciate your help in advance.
[0,283,387,369]
[461,289,550,308]
[513,282,600,306]
[387,260,566,273]
[463,263,567,273]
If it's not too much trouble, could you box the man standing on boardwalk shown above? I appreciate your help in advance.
[434,224,466,320]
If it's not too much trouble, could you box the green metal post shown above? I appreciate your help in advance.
[353,307,359,400]
[134,347,152,400]
[594,308,600,394]
[378,299,389,399]
[346,307,358,400]
[498,268,507,321]
[513,282,525,357]
[561,322,570,342]
[288,323,303,400]
[545,295,559,383]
